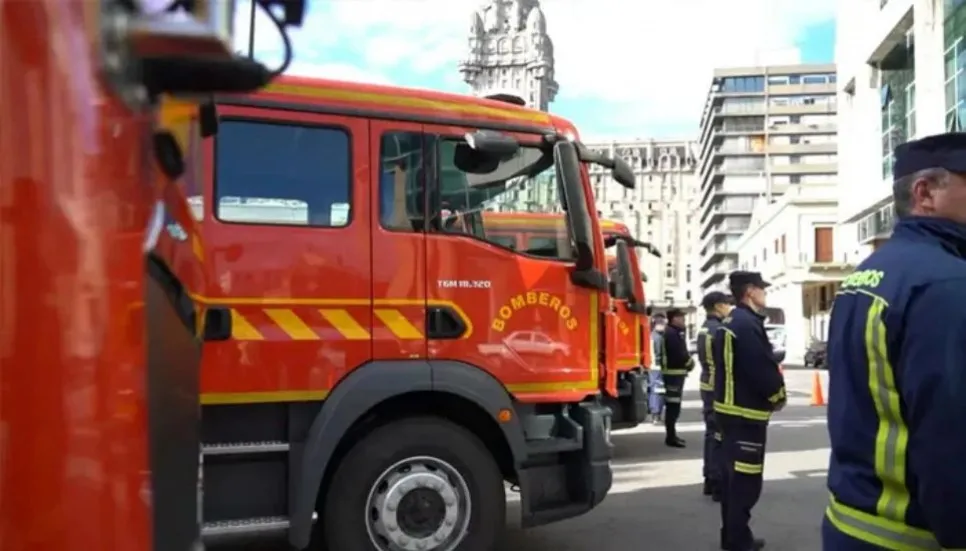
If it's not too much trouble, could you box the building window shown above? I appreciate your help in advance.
[215,120,351,227]
[944,1,966,130]
[905,81,917,138]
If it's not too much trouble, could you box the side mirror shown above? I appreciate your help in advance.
[615,240,640,303]
[464,130,519,160]
[609,155,636,190]
[203,307,233,341]
[554,141,606,291]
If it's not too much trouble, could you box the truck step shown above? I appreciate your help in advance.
[525,437,582,455]
[201,441,290,456]
[201,516,290,539]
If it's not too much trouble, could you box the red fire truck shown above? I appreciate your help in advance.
[0,1,304,550]
[155,76,637,549]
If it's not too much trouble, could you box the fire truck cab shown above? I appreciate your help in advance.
[168,77,637,550]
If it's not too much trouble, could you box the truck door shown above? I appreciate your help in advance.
[369,121,428,359]
[422,126,598,399]
[607,256,642,373]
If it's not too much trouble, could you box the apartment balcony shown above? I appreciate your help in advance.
[770,163,838,175]
[699,200,755,229]
[766,103,837,116]
[766,142,837,155]
[698,262,736,289]
[766,82,837,96]
[767,123,837,135]
[762,251,858,284]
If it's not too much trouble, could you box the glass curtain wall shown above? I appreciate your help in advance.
[945,0,966,130]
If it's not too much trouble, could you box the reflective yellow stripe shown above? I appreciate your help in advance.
[700,382,713,391]
[713,400,771,421]
[865,298,910,522]
[826,496,938,551]
[666,397,682,403]
[704,329,715,387]
[714,431,722,441]
[734,461,762,475]
[724,328,736,405]
[768,387,786,403]
[662,369,689,375]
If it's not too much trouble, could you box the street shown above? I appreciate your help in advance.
[502,369,830,550]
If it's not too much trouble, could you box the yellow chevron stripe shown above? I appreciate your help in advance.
[231,310,264,340]
[320,308,370,340]
[374,308,423,339]
[191,233,204,262]
[264,309,318,340]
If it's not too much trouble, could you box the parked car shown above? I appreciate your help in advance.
[804,339,828,369]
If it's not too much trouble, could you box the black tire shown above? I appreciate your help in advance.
[321,416,505,551]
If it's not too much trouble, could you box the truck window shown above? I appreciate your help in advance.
[215,119,351,227]
[437,137,574,260]
[380,131,425,231]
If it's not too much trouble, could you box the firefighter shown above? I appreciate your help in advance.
[823,132,966,550]
[661,308,693,448]
[697,291,733,501]
[712,271,785,551]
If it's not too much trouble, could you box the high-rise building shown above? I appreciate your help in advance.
[695,64,838,292]
[459,0,559,111]
[836,0,960,260]
[585,139,700,310]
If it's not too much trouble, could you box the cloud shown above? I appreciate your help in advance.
[233,0,836,137]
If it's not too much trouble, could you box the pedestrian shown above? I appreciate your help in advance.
[823,132,966,550]
[697,291,733,502]
[661,308,693,448]
[712,271,786,551]
[648,316,666,423]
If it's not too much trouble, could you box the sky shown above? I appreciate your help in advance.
[235,0,837,140]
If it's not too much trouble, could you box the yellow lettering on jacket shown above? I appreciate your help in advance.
[842,269,885,289]
[490,291,578,332]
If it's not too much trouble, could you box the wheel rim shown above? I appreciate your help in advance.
[365,455,472,551]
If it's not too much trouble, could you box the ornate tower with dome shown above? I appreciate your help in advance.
[458,0,559,111]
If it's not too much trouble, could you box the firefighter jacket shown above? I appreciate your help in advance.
[661,325,693,376]
[711,304,785,422]
[825,216,966,550]
[697,315,723,392]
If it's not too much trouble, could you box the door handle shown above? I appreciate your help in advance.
[426,306,467,340]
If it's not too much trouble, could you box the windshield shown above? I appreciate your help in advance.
[438,139,556,214]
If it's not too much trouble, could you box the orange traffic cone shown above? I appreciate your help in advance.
[810,370,825,406]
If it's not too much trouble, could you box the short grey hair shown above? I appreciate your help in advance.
[893,167,951,217]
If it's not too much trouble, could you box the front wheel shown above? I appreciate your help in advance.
[322,417,505,551]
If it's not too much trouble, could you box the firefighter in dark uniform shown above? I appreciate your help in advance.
[712,271,786,551]
[697,291,733,501]
[823,132,966,550]
[661,308,693,448]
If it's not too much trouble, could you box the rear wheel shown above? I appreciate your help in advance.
[322,417,505,551]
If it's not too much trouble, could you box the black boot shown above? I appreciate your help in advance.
[703,478,714,495]
[722,538,765,551]
[665,435,686,448]
[705,478,722,501]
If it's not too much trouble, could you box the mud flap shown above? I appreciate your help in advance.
[145,257,202,551]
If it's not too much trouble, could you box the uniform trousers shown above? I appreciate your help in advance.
[647,369,664,415]
[717,415,768,551]
[701,389,722,483]
[663,374,685,438]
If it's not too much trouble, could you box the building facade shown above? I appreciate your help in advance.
[734,183,853,363]
[459,0,559,111]
[584,139,700,311]
[695,64,839,293]
[836,0,966,256]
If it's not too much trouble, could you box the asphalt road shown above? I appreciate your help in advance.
[501,369,831,550]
